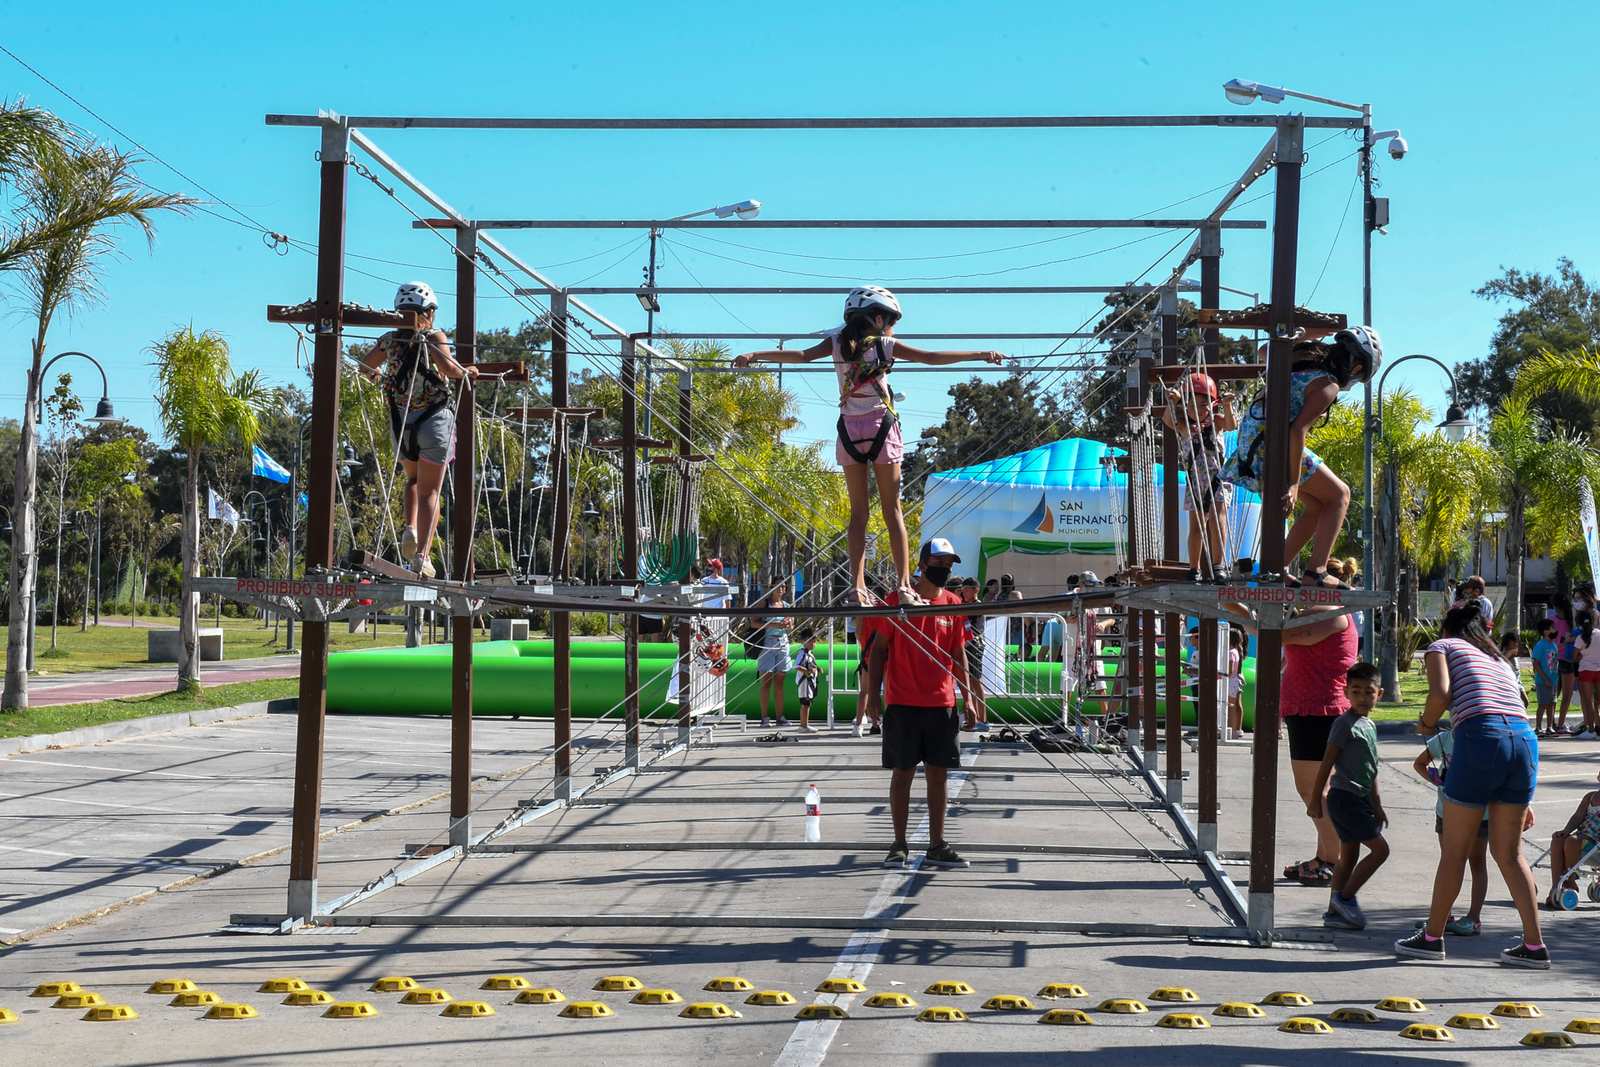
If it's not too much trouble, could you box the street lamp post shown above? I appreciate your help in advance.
[1372,354,1472,699]
[22,352,121,673]
[637,199,761,434]
[1224,81,1406,657]
[243,490,271,629]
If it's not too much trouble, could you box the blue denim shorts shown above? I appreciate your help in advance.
[1442,714,1538,808]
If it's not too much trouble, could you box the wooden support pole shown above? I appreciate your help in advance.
[1248,117,1305,936]
[676,372,694,746]
[287,120,349,920]
[1198,229,1222,852]
[550,291,572,800]
[448,224,477,846]
[621,336,641,769]
[1142,610,1158,748]
[1160,286,1183,804]
[1122,358,1142,747]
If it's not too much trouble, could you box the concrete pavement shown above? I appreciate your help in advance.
[0,710,1596,1065]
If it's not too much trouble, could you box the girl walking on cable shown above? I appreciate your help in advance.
[731,287,1005,605]
[357,281,479,578]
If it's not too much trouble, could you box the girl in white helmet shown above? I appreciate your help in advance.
[731,286,1005,604]
[357,281,480,578]
[1223,326,1382,588]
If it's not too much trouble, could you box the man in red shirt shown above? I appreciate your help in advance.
[863,537,972,869]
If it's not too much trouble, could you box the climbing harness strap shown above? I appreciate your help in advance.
[835,410,899,465]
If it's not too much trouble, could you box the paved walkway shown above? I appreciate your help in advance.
[26,655,301,707]
[1,709,1596,1064]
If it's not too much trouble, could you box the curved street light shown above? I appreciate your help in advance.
[38,351,121,425]
[1370,354,1473,699]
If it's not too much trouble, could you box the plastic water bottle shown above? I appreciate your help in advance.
[804,784,822,842]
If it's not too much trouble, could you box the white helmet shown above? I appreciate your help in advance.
[1333,325,1383,383]
[844,285,902,322]
[394,281,438,312]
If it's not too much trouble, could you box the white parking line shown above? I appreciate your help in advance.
[775,743,979,1067]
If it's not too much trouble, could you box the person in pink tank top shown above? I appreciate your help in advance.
[731,287,1005,605]
[1277,606,1359,886]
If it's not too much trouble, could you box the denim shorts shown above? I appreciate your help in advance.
[1442,714,1538,808]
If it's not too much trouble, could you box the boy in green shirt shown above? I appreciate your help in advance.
[1308,662,1389,929]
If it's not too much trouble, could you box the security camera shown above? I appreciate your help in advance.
[1387,135,1408,161]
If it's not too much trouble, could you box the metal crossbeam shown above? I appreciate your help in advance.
[268,113,1365,131]
[528,284,1203,296]
[428,219,1266,231]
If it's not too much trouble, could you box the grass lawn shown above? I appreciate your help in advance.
[0,677,296,739]
[1369,665,1537,723]
[15,614,422,674]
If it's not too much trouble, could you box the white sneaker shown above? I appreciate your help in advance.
[412,554,436,580]
[400,526,418,559]
[854,720,868,738]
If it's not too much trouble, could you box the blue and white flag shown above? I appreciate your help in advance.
[251,445,292,485]
[206,487,241,528]
[1581,477,1600,583]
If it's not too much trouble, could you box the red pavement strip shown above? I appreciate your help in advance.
[29,660,300,707]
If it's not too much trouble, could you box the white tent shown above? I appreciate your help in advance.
[920,437,1262,591]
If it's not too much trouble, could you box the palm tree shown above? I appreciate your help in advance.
[153,330,266,692]
[3,143,193,709]
[1487,396,1600,632]
[1309,394,1497,692]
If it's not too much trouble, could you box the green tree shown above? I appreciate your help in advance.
[902,373,1069,502]
[1065,289,1257,443]
[39,377,82,651]
[73,436,141,626]
[153,328,266,691]
[1309,392,1498,692]
[3,140,192,708]
[1486,397,1600,634]
[1456,259,1600,432]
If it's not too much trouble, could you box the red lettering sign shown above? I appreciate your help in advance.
[233,577,362,599]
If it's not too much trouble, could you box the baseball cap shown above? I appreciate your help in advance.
[706,557,723,572]
[919,536,961,562]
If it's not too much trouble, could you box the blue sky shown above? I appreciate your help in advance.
[4,0,1598,460]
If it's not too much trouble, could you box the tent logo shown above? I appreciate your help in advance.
[1014,492,1055,534]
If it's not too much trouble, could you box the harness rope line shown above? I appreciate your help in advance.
[339,146,1183,605]
[317,153,1327,922]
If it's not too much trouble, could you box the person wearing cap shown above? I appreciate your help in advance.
[1162,371,1237,578]
[701,558,731,610]
[861,537,973,869]
[958,577,989,732]
[358,281,480,579]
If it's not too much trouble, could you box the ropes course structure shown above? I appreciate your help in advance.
[213,108,1391,948]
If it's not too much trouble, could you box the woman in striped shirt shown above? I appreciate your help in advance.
[1396,606,1546,968]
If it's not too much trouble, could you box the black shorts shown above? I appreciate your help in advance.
[964,638,984,677]
[1559,660,1578,676]
[1327,788,1383,844]
[1285,715,1336,762]
[882,705,962,770]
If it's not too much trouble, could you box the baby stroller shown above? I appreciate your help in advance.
[1550,838,1600,911]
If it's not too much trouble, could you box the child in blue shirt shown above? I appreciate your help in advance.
[1531,620,1558,737]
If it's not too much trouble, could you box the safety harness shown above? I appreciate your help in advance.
[382,329,454,459]
[836,335,899,464]
[1234,342,1348,483]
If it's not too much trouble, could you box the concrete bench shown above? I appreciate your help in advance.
[147,628,224,663]
[490,618,530,642]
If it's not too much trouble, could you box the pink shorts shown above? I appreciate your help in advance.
[836,411,903,467]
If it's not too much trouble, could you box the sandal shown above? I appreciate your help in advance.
[1282,857,1325,881]
[1295,859,1335,886]
[1300,568,1350,590]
